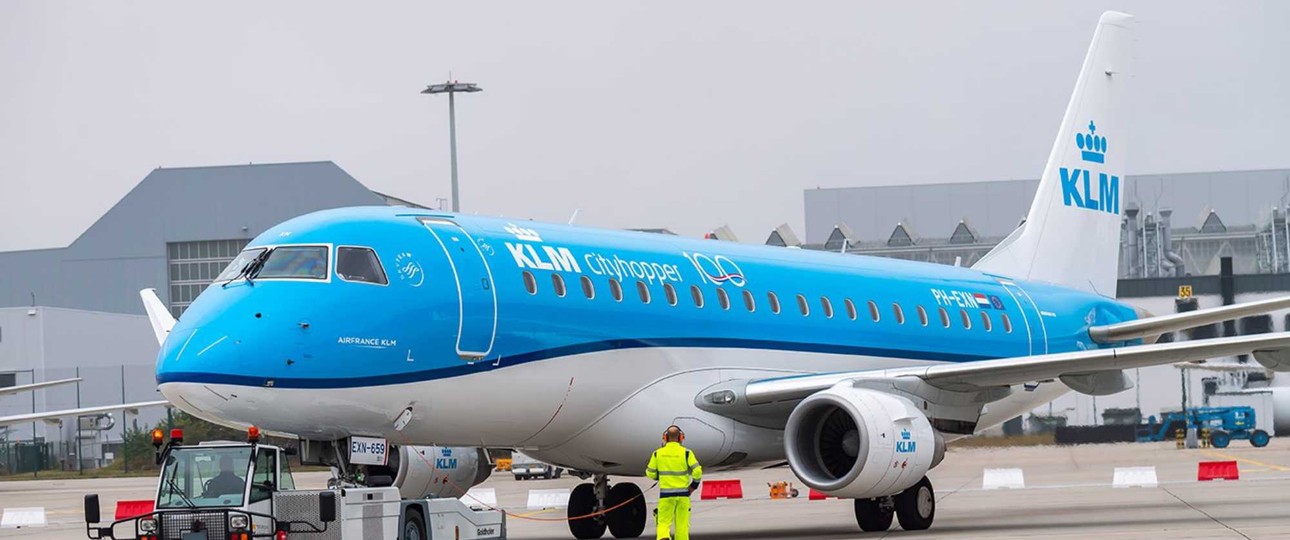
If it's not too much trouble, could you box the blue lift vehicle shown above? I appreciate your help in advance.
[1137,406,1272,448]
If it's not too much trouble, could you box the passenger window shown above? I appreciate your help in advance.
[796,294,809,316]
[981,311,992,332]
[691,286,705,308]
[820,297,834,319]
[581,276,595,299]
[917,306,929,326]
[1002,313,1013,333]
[892,303,905,325]
[867,301,880,323]
[637,281,651,303]
[717,288,731,310]
[609,279,623,302]
[664,283,678,306]
[938,307,951,328]
[960,309,972,329]
[552,274,567,297]
[336,247,388,285]
[768,292,782,314]
[844,299,857,320]
[743,290,756,312]
[523,271,537,295]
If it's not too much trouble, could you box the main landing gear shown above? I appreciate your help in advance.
[853,476,935,533]
[568,473,647,539]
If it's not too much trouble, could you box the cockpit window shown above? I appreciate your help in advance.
[215,248,267,282]
[336,247,388,285]
[256,246,329,280]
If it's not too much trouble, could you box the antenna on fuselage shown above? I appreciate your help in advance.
[568,209,581,225]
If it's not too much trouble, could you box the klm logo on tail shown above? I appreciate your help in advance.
[1060,121,1119,215]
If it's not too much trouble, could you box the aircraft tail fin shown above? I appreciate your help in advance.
[974,12,1135,297]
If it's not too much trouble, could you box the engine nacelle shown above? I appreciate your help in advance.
[784,385,943,499]
[388,446,492,500]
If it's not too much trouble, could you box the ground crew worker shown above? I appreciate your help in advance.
[645,425,702,540]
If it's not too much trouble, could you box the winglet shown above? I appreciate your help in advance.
[140,288,177,345]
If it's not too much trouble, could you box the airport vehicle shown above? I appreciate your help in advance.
[137,11,1290,538]
[511,452,563,480]
[1138,407,1271,448]
[82,428,505,539]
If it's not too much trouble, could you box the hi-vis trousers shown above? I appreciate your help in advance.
[656,496,691,540]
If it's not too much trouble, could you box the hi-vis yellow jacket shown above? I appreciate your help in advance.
[645,442,703,497]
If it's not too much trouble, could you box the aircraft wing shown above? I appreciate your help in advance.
[0,401,170,428]
[0,377,82,396]
[699,333,1290,415]
[1088,295,1290,343]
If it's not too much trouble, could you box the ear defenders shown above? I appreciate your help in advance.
[663,425,685,443]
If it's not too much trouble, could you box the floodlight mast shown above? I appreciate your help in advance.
[421,81,482,213]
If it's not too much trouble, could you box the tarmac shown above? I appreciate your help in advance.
[3,440,1289,539]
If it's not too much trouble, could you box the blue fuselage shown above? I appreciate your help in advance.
[155,207,1137,457]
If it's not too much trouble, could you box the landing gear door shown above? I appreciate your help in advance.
[420,218,498,360]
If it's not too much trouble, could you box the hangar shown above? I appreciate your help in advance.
[0,161,424,461]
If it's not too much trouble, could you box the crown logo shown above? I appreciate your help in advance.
[504,223,542,242]
[900,429,911,440]
[1076,120,1106,164]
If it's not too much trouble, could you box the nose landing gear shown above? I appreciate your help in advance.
[567,474,647,539]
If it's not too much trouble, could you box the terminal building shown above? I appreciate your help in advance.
[0,162,425,465]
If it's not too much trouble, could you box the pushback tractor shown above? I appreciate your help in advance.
[84,427,506,540]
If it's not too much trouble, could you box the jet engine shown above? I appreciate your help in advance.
[784,385,944,499]
[384,446,493,500]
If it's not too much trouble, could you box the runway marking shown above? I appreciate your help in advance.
[1200,450,1290,472]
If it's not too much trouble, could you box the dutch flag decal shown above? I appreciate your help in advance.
[973,293,990,308]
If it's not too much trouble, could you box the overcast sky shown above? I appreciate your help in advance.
[2,1,1288,252]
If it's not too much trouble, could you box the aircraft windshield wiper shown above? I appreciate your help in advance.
[223,249,271,288]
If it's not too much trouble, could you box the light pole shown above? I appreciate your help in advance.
[421,81,482,213]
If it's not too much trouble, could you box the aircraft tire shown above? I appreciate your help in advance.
[895,477,935,531]
[568,483,608,539]
[853,498,893,532]
[606,483,646,538]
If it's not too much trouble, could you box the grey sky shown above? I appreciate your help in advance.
[2,1,1287,252]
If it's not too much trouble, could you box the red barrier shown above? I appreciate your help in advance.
[1198,460,1240,481]
[700,479,743,500]
[115,500,155,520]
[808,489,834,501]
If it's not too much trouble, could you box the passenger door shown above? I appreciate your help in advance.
[420,218,498,359]
[997,280,1049,355]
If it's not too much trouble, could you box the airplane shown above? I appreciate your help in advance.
[0,377,168,429]
[141,11,1290,537]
